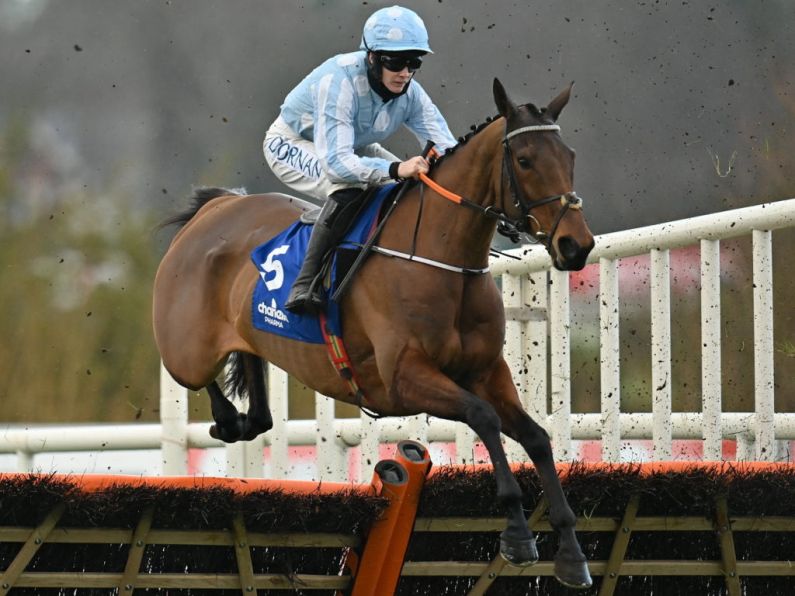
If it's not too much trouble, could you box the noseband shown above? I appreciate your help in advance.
[501,124,583,247]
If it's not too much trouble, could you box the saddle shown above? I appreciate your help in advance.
[249,184,398,344]
[299,207,322,225]
[298,186,385,226]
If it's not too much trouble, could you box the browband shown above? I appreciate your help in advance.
[504,124,560,140]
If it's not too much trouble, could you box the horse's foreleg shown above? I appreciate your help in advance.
[390,349,537,566]
[207,381,246,443]
[510,412,591,587]
[483,361,592,589]
[462,394,539,566]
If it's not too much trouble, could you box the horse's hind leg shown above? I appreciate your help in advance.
[238,353,272,441]
[207,381,247,443]
[207,353,272,443]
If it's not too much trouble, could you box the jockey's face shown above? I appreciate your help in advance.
[368,52,419,94]
[380,64,414,94]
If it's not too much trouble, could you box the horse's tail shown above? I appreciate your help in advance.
[224,352,265,401]
[157,186,246,230]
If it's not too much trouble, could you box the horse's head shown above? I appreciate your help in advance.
[493,78,594,271]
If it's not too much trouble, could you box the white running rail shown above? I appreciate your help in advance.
[2,198,794,479]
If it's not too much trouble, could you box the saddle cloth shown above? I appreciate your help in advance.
[250,183,397,343]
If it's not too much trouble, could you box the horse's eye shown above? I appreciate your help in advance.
[517,157,533,169]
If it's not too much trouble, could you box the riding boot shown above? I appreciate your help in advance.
[284,188,364,315]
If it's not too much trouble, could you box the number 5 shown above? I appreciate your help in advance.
[260,244,290,291]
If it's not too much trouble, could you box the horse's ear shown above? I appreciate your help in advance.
[546,81,574,121]
[493,78,518,119]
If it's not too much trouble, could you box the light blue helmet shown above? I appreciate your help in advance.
[360,5,433,54]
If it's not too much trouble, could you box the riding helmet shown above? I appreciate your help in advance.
[360,5,432,54]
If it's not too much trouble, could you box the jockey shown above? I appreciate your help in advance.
[263,5,457,314]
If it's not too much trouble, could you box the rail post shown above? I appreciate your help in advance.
[549,268,573,460]
[160,363,189,475]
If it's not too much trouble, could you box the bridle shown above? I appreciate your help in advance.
[418,121,583,248]
[501,123,583,247]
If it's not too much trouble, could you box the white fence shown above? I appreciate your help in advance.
[2,198,794,480]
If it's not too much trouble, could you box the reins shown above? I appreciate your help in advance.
[419,122,584,249]
[331,141,437,302]
[418,151,511,225]
[333,122,584,302]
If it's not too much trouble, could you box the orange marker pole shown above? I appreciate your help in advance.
[393,441,433,537]
[349,442,432,596]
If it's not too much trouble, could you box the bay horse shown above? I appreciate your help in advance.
[153,78,594,588]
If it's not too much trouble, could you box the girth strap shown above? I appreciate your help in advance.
[317,313,382,419]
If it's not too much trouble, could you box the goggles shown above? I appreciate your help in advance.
[378,54,423,73]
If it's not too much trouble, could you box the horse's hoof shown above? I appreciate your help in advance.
[554,557,593,589]
[209,413,247,444]
[209,424,237,443]
[240,418,273,442]
[499,533,539,567]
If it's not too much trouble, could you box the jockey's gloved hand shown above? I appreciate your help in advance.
[390,156,429,181]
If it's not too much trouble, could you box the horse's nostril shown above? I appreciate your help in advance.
[558,236,581,261]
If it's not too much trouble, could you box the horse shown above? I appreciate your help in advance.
[153,78,595,589]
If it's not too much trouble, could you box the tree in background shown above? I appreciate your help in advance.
[0,116,183,423]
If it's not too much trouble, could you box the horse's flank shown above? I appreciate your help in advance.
[153,191,346,397]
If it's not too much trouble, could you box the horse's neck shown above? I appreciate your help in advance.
[445,123,505,202]
[419,125,504,265]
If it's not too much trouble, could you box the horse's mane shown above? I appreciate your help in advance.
[433,103,549,169]
[433,114,499,167]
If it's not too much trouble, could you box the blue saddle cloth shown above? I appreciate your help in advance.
[250,184,396,344]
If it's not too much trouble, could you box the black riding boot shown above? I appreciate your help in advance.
[284,188,363,315]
